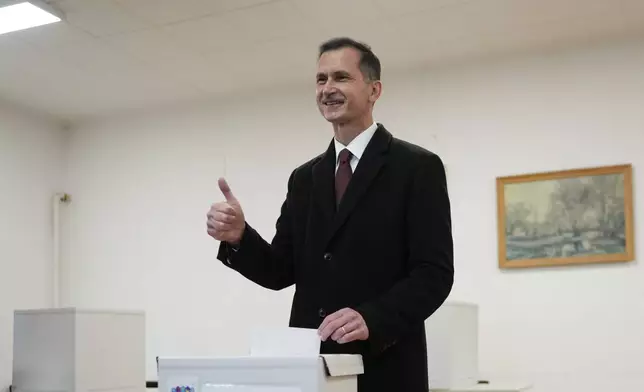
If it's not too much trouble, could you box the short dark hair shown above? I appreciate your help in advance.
[318,37,381,81]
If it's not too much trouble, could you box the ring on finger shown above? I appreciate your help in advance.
[341,326,347,334]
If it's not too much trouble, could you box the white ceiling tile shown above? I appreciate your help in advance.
[6,23,95,48]
[114,0,222,26]
[50,0,110,14]
[390,0,542,42]
[30,32,142,74]
[384,0,644,70]
[281,0,411,62]
[197,34,325,97]
[372,0,468,17]
[391,0,644,51]
[175,65,249,97]
[102,28,195,63]
[214,0,284,13]
[314,19,402,55]
[218,1,315,43]
[207,36,316,76]
[58,0,152,36]
[102,28,216,91]
[161,13,244,53]
[0,37,41,69]
[289,0,384,28]
[115,0,279,26]
[162,1,315,54]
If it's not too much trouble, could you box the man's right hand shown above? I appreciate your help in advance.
[207,177,246,245]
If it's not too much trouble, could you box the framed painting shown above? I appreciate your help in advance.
[496,164,634,269]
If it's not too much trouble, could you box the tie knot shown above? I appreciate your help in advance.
[338,148,352,165]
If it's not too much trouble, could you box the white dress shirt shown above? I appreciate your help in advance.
[226,122,378,257]
[333,121,378,173]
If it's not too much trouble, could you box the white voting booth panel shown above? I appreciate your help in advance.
[446,384,532,392]
[425,301,479,390]
[12,308,146,392]
[158,355,363,392]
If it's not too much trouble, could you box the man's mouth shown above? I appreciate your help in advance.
[323,99,345,107]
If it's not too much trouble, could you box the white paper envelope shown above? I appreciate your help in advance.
[249,327,321,357]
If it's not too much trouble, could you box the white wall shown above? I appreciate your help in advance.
[64,38,644,392]
[0,103,66,391]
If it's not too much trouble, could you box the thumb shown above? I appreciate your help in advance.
[218,177,237,203]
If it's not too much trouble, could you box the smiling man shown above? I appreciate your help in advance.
[207,37,454,392]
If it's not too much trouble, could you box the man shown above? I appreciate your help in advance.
[207,37,454,392]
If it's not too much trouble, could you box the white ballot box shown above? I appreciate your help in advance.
[443,383,532,392]
[425,301,479,390]
[12,307,146,392]
[158,355,363,392]
[158,327,363,392]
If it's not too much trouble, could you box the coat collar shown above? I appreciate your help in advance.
[312,124,392,248]
[332,121,378,164]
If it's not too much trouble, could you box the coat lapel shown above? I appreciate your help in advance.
[311,139,337,236]
[325,125,392,247]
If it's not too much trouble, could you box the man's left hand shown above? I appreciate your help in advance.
[318,308,369,344]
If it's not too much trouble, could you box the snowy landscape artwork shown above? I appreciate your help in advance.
[496,164,634,268]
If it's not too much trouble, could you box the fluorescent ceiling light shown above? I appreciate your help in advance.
[0,1,62,35]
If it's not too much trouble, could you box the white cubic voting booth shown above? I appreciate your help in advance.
[425,302,532,392]
[446,384,532,392]
[12,308,146,392]
[425,301,479,390]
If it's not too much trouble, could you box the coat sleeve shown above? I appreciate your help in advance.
[217,170,296,291]
[355,152,454,355]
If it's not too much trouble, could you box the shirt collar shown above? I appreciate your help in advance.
[334,121,378,163]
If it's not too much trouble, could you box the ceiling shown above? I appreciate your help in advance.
[1,0,644,124]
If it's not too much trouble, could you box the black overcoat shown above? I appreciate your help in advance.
[218,124,454,392]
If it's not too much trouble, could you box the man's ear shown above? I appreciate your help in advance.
[369,80,382,103]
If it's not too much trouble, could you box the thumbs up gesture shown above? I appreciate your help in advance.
[207,178,246,245]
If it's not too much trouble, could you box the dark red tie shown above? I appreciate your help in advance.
[335,148,353,206]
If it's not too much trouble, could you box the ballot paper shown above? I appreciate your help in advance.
[203,386,301,392]
[249,326,321,357]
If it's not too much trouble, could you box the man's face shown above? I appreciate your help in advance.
[316,47,378,124]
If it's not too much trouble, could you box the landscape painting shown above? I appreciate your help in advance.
[497,164,634,269]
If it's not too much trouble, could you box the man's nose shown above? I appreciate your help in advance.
[321,83,337,97]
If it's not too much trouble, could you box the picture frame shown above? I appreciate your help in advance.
[496,164,634,269]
